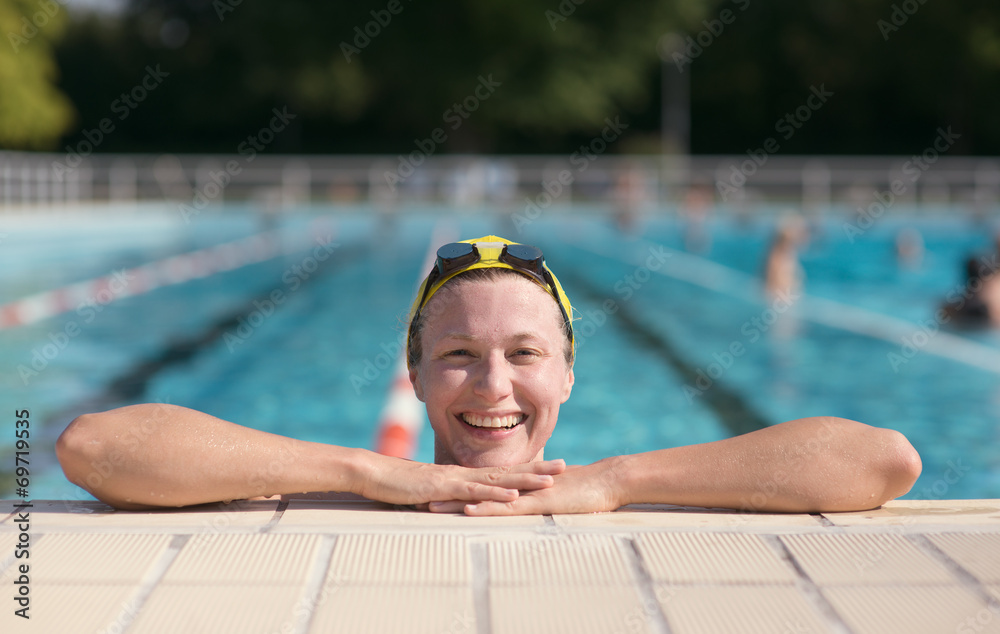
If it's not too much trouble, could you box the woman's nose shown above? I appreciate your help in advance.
[473,351,513,401]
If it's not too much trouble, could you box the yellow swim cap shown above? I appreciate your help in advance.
[407,235,574,355]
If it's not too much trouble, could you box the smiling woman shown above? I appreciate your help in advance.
[405,237,576,469]
[410,270,574,468]
[55,235,922,515]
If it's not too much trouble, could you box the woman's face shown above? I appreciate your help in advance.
[409,275,574,467]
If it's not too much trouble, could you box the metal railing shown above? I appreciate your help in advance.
[3,150,1000,215]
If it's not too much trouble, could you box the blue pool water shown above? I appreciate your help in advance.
[2,204,999,502]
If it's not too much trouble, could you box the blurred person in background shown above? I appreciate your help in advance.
[895,227,925,268]
[941,255,1000,327]
[612,162,646,236]
[680,184,713,253]
[763,215,807,300]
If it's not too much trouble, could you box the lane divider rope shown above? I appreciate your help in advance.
[0,222,334,331]
[571,233,1000,375]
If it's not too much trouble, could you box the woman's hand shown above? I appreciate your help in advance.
[357,455,567,506]
[427,458,627,515]
[428,418,921,515]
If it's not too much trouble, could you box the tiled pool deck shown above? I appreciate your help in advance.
[2,498,999,633]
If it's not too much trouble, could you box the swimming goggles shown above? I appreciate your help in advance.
[408,236,574,346]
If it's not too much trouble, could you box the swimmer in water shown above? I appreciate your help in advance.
[763,216,807,300]
[940,255,1000,327]
[57,236,921,514]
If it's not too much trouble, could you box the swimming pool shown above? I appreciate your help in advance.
[3,204,999,501]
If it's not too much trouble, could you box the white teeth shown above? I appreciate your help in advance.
[462,414,522,429]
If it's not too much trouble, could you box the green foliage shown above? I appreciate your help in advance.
[689,0,1000,154]
[55,0,707,153]
[0,0,74,149]
[49,0,1000,154]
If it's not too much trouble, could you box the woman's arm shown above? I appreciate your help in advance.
[444,417,921,515]
[56,403,564,510]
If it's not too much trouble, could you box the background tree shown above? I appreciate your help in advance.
[687,0,1000,155]
[0,0,74,149]
[39,0,1000,155]
[53,0,709,153]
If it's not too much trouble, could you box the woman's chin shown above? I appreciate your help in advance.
[453,445,535,469]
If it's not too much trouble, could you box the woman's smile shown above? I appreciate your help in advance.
[459,412,527,429]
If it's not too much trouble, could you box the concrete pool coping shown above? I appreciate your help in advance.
[1,498,999,633]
